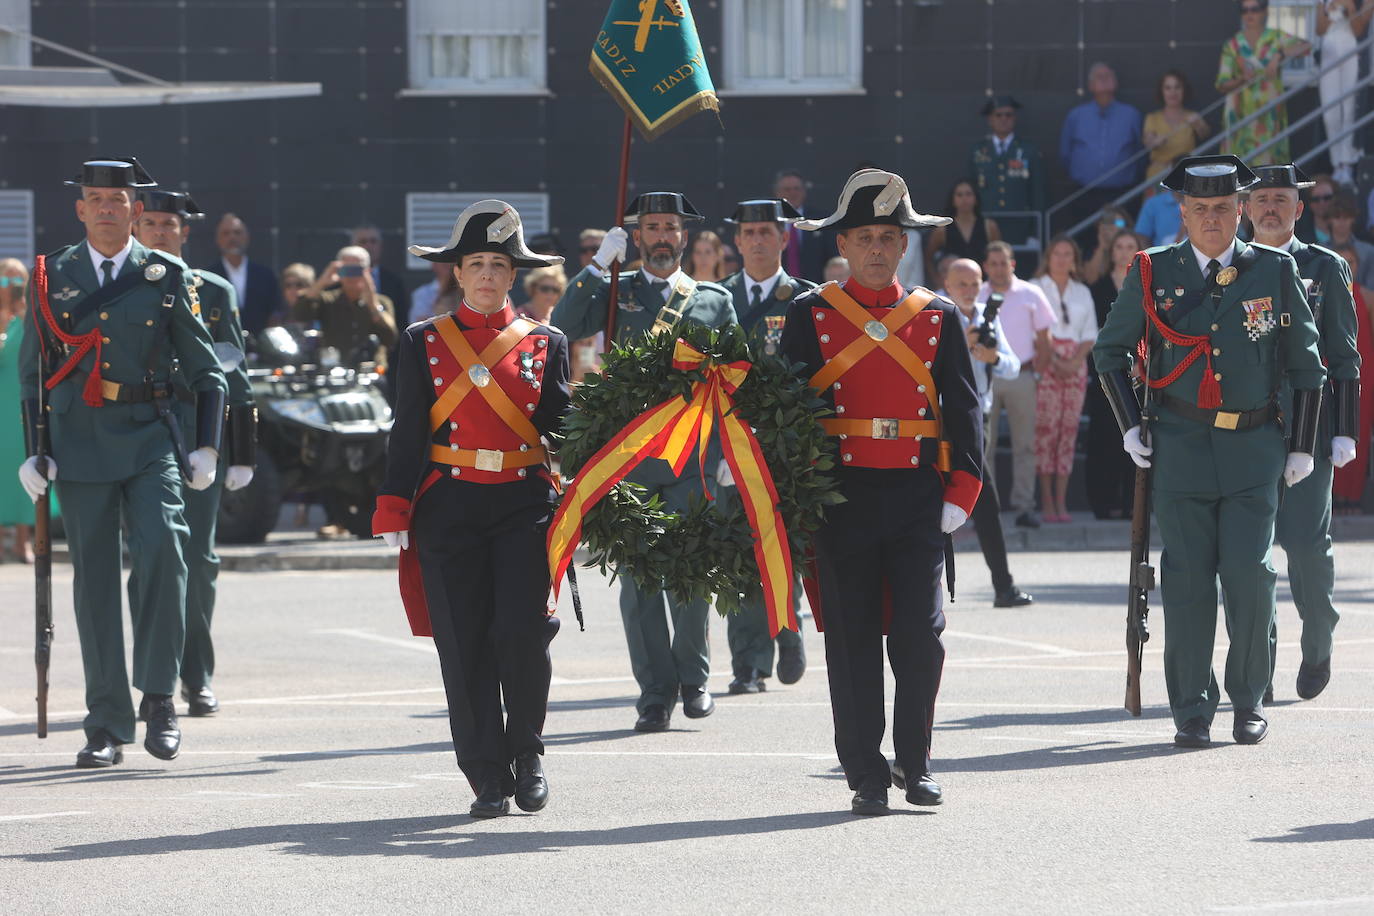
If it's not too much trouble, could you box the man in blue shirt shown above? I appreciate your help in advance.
[1136,189,1184,246]
[1059,62,1143,240]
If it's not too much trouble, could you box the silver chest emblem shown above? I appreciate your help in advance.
[144,264,167,281]
[468,364,492,387]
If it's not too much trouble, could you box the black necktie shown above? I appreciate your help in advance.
[100,259,115,287]
[750,283,763,311]
[649,280,668,300]
[1205,259,1220,288]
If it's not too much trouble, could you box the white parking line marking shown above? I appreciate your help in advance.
[297,781,416,790]
[0,705,19,717]
[0,810,89,822]
[313,628,436,654]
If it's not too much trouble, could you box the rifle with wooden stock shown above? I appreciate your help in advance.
[1123,254,1157,718]
[30,254,55,738]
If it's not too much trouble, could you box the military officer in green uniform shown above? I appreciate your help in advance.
[552,191,737,732]
[19,158,227,767]
[1244,164,1360,702]
[718,198,815,695]
[133,188,258,717]
[1094,155,1325,749]
[968,96,1046,246]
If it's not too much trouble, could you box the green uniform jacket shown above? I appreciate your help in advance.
[969,135,1046,214]
[1093,238,1325,495]
[1285,239,1361,458]
[718,268,817,356]
[20,240,227,483]
[551,266,736,344]
[170,268,253,454]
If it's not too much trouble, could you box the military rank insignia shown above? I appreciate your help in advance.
[1242,297,1274,340]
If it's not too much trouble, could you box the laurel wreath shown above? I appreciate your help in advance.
[559,322,842,615]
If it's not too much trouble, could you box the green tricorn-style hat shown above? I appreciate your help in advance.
[138,189,205,221]
[1160,155,1259,197]
[623,192,704,225]
[1248,164,1316,191]
[724,198,803,225]
[65,157,158,189]
[407,199,563,268]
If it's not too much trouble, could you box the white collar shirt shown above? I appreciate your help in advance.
[1191,242,1235,276]
[86,236,134,285]
[639,267,684,302]
[742,266,785,303]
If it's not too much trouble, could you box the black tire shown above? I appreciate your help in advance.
[217,450,283,544]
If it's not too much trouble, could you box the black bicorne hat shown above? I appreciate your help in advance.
[138,189,205,221]
[798,169,951,233]
[1248,164,1316,191]
[981,95,1021,116]
[1160,155,1259,197]
[407,200,563,268]
[64,157,158,189]
[724,198,803,225]
[623,192,704,225]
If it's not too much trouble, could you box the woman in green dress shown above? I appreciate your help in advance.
[1216,0,1312,166]
[0,257,55,562]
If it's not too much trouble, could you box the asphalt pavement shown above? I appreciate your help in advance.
[1,539,1372,914]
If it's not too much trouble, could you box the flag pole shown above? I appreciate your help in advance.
[603,115,633,344]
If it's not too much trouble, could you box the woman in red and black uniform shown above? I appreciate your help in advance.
[372,201,571,819]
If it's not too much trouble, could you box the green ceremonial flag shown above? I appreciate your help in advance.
[590,0,720,141]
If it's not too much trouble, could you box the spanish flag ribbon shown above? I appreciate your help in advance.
[547,339,798,636]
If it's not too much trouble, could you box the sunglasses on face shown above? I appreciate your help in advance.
[0,277,24,288]
[535,284,562,295]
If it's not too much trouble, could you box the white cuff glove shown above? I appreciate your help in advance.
[1123,425,1153,469]
[1284,452,1315,488]
[224,465,255,491]
[186,448,218,491]
[18,456,57,503]
[380,530,409,550]
[591,227,628,274]
[715,459,735,488]
[1331,436,1358,469]
[940,502,969,534]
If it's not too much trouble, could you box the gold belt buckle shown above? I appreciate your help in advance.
[474,448,505,472]
[101,379,121,401]
[871,418,901,440]
[1213,410,1241,430]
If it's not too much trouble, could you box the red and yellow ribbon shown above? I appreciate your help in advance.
[547,339,798,636]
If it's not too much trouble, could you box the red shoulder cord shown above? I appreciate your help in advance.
[1132,251,1222,409]
[31,254,106,407]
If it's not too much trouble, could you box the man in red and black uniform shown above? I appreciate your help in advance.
[372,201,571,819]
[780,169,984,816]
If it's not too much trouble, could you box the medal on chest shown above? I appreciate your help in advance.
[1242,297,1275,340]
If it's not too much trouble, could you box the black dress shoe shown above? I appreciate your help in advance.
[513,752,548,813]
[993,587,1034,608]
[891,761,944,806]
[851,787,889,816]
[182,685,220,717]
[1233,707,1268,745]
[681,685,715,719]
[1263,684,1274,706]
[143,694,181,761]
[1174,717,1211,748]
[727,669,766,695]
[634,704,671,732]
[1014,511,1041,529]
[1296,658,1331,700]
[469,780,510,818]
[777,640,806,685]
[75,731,123,769]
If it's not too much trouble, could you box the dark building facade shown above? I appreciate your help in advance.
[5,0,1328,284]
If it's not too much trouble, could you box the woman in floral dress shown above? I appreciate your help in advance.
[1216,0,1311,166]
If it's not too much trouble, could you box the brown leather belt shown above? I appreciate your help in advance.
[820,418,941,440]
[429,443,547,473]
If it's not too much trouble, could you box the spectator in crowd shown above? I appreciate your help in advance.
[1032,235,1098,523]
[925,179,1002,281]
[350,223,408,309]
[775,169,832,280]
[1328,192,1374,290]
[1136,174,1185,247]
[1080,206,1133,285]
[1086,229,1145,519]
[823,256,850,283]
[982,240,1055,528]
[945,258,1035,607]
[969,95,1045,246]
[280,262,316,313]
[579,228,608,270]
[1331,241,1374,512]
[209,213,282,336]
[1306,173,1337,243]
[685,229,727,282]
[408,260,459,324]
[520,264,567,324]
[1059,62,1143,234]
[0,257,55,562]
[1317,1,1371,187]
[1216,0,1312,166]
[292,245,399,368]
[1144,71,1211,181]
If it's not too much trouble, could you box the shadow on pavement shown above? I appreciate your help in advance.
[259,743,450,763]
[1252,819,1374,843]
[0,766,281,787]
[940,706,1173,731]
[940,740,1178,773]
[10,810,859,862]
[547,695,640,713]
[1005,583,1125,605]
[0,719,85,738]
[542,728,641,746]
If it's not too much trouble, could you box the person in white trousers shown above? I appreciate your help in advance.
[1320,0,1372,186]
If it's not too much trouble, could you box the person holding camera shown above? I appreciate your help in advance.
[945,258,1035,608]
[292,245,398,368]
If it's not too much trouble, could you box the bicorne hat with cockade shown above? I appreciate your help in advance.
[1249,164,1317,191]
[407,200,563,268]
[724,198,803,225]
[797,169,951,233]
[623,192,704,225]
[138,189,205,221]
[1159,155,1259,197]
[65,157,158,189]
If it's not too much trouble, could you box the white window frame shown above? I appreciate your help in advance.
[405,192,550,272]
[402,0,548,97]
[0,0,31,68]
[721,0,864,96]
[0,190,34,267]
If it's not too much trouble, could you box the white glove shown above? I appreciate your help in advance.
[18,456,57,503]
[223,465,255,491]
[186,448,218,491]
[1284,452,1315,488]
[380,530,409,550]
[1123,425,1153,469]
[591,227,628,273]
[1331,436,1358,469]
[715,459,735,488]
[940,502,969,534]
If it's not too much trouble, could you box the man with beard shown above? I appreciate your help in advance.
[553,192,736,732]
[1244,163,1361,702]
